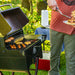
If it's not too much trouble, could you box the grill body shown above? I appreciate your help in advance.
[0,29,43,71]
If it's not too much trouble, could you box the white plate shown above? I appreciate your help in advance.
[63,20,75,25]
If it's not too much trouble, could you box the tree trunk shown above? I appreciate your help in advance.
[37,0,47,15]
[30,0,33,14]
[22,0,30,11]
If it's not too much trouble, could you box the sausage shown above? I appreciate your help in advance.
[10,45,14,49]
[5,37,14,43]
[17,44,21,49]
[13,44,16,49]
[8,37,14,40]
[22,44,26,48]
[10,44,16,49]
[5,39,11,43]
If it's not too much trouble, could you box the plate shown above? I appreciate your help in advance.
[63,20,75,25]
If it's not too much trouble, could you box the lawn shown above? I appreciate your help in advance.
[1,64,66,75]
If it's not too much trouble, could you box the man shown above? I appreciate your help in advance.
[63,0,75,6]
[48,0,75,75]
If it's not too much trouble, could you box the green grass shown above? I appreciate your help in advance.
[2,70,48,75]
[1,64,48,75]
[1,64,66,75]
[60,67,66,75]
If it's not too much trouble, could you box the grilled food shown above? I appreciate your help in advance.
[10,44,16,49]
[68,10,75,24]
[24,41,31,45]
[5,37,14,43]
[14,37,24,43]
[17,44,21,49]
[16,42,23,44]
[13,44,16,49]
[10,45,14,49]
[5,39,11,43]
[8,37,14,40]
[22,44,26,48]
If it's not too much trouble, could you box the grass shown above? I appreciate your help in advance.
[60,67,66,75]
[1,64,66,75]
[2,71,48,75]
[1,64,48,75]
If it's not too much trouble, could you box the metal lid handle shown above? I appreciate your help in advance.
[0,4,13,11]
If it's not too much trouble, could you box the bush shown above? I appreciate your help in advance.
[60,51,66,69]
[60,51,66,75]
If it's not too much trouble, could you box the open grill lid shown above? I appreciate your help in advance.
[0,7,29,36]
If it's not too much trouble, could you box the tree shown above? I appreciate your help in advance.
[22,0,30,11]
[22,0,33,14]
[37,0,47,15]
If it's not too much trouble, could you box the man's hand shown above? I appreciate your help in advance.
[48,0,57,11]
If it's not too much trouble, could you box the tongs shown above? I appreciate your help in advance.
[56,7,71,18]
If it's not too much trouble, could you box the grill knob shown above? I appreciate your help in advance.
[33,46,37,54]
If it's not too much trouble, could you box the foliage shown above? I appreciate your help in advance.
[60,51,66,69]
[41,40,50,51]
[60,51,66,75]
[38,0,47,2]
[38,0,43,2]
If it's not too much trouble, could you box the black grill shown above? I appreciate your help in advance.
[0,5,46,75]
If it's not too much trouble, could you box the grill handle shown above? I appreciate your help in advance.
[0,4,13,11]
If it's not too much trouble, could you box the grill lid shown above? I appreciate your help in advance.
[0,7,29,36]
[0,14,11,36]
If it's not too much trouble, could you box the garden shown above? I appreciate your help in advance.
[0,0,66,75]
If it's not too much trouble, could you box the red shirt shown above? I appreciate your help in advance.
[50,0,75,35]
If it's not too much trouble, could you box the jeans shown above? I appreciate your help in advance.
[48,29,75,75]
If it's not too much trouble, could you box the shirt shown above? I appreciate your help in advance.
[50,0,75,35]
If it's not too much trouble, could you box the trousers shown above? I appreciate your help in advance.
[48,29,75,75]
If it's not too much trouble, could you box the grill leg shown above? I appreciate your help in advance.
[35,57,39,75]
[12,72,14,75]
[27,70,31,75]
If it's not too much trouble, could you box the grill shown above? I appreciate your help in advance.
[0,4,46,75]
